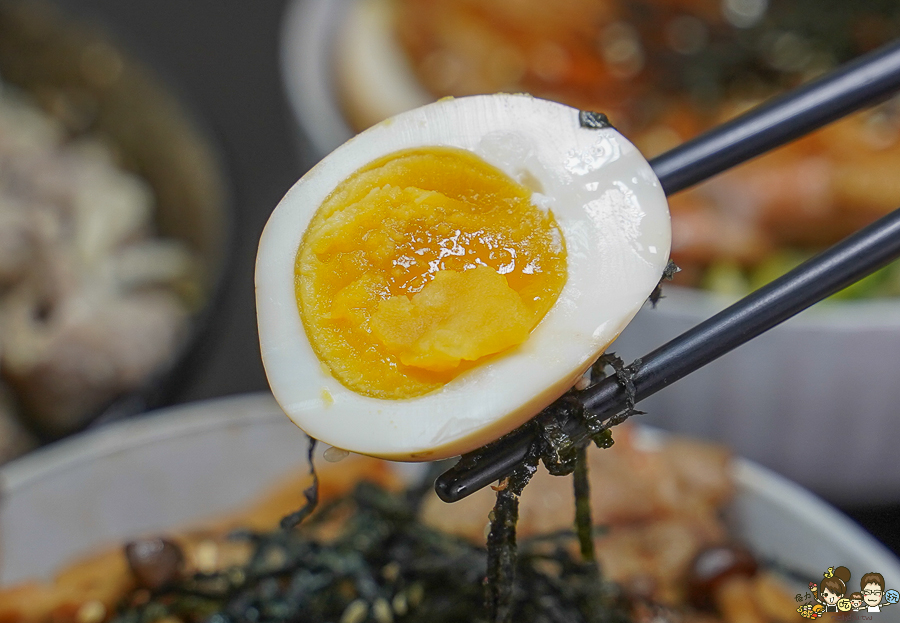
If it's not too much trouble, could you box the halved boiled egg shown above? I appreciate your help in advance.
[256,94,670,461]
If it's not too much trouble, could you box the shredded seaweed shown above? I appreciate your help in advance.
[554,353,643,454]
[111,480,636,623]
[452,349,645,491]
[478,351,652,618]
[108,419,646,623]
[279,436,319,531]
[578,110,613,130]
[109,353,660,621]
[648,260,680,308]
[484,448,539,623]
[572,447,597,568]
[535,395,583,476]
[595,353,644,420]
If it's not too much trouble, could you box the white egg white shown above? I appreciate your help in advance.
[256,94,670,461]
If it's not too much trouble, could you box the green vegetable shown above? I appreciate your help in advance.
[703,254,900,302]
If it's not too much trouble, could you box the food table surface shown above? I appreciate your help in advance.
[51,0,900,556]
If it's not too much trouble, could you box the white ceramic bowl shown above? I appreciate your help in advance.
[281,0,357,159]
[613,287,900,506]
[2,392,899,601]
[279,0,900,503]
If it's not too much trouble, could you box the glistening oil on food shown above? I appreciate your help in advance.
[295,146,567,399]
[256,94,671,460]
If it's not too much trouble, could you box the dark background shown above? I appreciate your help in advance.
[48,0,900,557]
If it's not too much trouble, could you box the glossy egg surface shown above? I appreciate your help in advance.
[257,94,670,460]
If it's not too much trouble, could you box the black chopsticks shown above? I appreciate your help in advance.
[436,204,900,502]
[434,38,900,504]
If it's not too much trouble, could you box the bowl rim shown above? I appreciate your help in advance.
[3,392,899,583]
[280,0,356,158]
[0,394,268,495]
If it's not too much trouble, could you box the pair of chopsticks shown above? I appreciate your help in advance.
[435,39,900,504]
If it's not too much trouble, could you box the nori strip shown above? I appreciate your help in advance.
[595,353,644,419]
[279,436,319,530]
[557,353,644,453]
[535,395,583,476]
[578,110,613,130]
[572,447,596,568]
[485,453,538,623]
[648,260,680,308]
[450,350,644,492]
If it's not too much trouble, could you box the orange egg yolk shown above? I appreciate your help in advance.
[295,146,567,399]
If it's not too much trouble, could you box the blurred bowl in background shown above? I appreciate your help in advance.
[280,0,356,159]
[615,287,900,505]
[280,0,900,503]
[283,0,431,159]
[0,0,232,450]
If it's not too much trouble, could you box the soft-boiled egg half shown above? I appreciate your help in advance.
[256,94,670,461]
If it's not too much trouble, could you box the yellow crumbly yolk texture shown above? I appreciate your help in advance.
[295,147,567,399]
